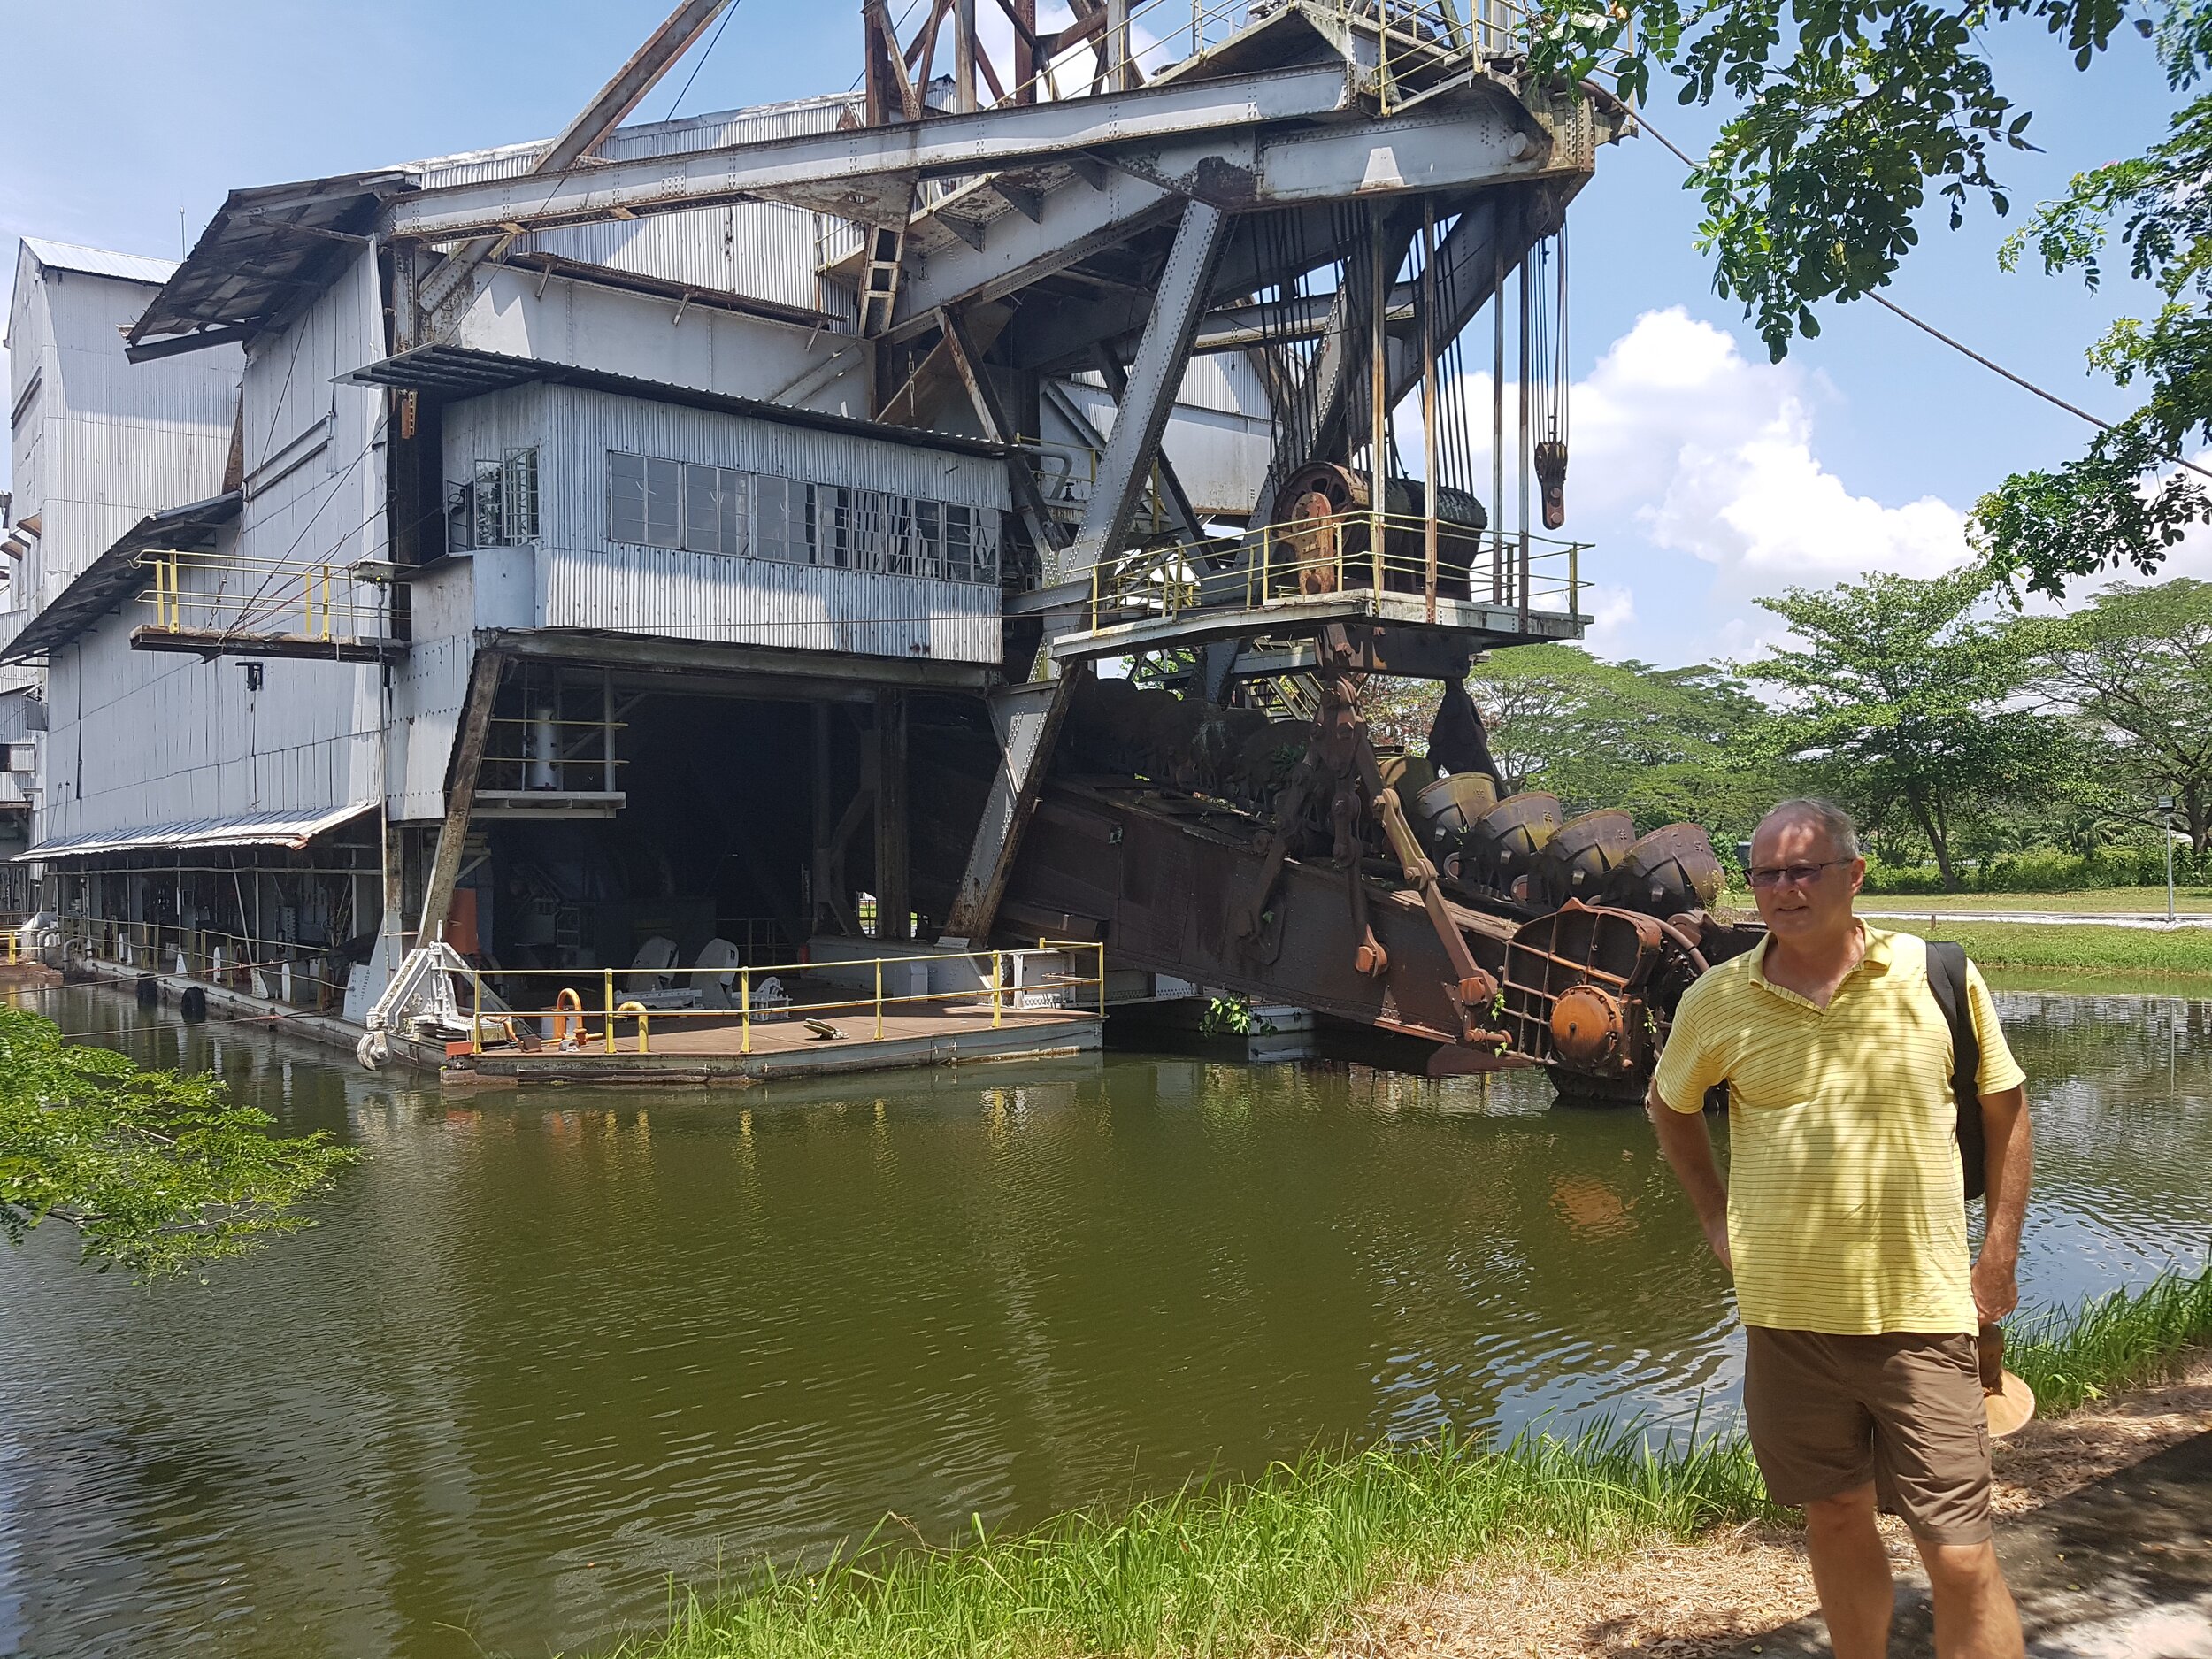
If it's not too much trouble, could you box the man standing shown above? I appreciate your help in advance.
[1649,799,2034,1659]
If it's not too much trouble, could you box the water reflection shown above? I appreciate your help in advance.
[0,984,2202,1659]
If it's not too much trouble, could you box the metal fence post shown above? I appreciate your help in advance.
[741,966,751,1055]
[874,956,884,1040]
[992,951,1003,1027]
[603,967,616,1055]
[472,970,482,1054]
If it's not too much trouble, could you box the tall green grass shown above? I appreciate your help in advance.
[613,1264,2212,1659]
[2007,1263,2212,1414]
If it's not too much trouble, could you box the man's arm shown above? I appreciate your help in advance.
[1972,1084,2032,1323]
[1647,1087,1732,1271]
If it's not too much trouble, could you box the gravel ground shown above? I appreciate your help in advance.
[1322,1351,2212,1659]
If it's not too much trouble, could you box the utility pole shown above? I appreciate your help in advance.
[2159,795,2177,923]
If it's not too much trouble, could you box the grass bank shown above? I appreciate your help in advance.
[1876,918,2212,979]
[611,1264,2212,1659]
[1864,887,2212,916]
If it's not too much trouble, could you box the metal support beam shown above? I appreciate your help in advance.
[941,667,1082,946]
[416,649,503,945]
[386,65,1356,240]
[419,0,733,314]
[874,690,911,941]
[1061,198,1228,574]
[1087,344,1204,543]
[941,307,1070,553]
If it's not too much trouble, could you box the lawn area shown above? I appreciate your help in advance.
[1861,887,2212,916]
[1875,917,2212,978]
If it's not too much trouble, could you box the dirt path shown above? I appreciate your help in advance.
[1329,1352,2212,1659]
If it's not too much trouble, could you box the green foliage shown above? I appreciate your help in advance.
[1863,845,2208,892]
[1464,645,1781,846]
[1199,995,1269,1036]
[614,1267,2212,1659]
[618,1422,1775,1659]
[1521,0,2212,594]
[1740,568,2080,887]
[2007,1260,2212,1411]
[1977,52,2212,595]
[2029,578,2212,852]
[0,1007,355,1279]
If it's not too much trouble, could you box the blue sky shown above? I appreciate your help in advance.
[4,0,2202,664]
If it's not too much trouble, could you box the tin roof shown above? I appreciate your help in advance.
[19,238,180,287]
[21,801,378,862]
[127,171,413,351]
[0,492,242,665]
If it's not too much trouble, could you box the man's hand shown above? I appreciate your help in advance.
[1972,1251,2018,1324]
[1701,1210,1733,1273]
[1647,1085,1733,1277]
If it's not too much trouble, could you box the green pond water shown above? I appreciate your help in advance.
[0,983,2205,1658]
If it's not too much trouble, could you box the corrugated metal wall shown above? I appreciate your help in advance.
[15,253,397,843]
[4,255,242,620]
[415,95,864,326]
[388,631,473,823]
[239,247,387,573]
[449,269,859,406]
[441,383,1005,663]
[38,583,380,844]
[538,545,998,658]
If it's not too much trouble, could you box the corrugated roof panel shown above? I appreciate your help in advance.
[406,93,864,188]
[20,800,377,861]
[20,238,180,287]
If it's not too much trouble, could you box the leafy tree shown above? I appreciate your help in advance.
[1740,567,2078,887]
[0,1008,355,1279]
[1464,644,1783,842]
[2031,575,2212,851]
[1528,0,2212,596]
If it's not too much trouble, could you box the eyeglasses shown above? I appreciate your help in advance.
[1746,859,1852,890]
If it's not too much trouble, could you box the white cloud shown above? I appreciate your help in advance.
[1421,307,1978,664]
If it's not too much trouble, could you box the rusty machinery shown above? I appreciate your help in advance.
[1006,664,1762,1102]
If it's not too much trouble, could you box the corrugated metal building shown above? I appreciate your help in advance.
[4,240,242,628]
[0,57,1277,1022]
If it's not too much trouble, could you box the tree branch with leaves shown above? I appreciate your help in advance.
[1530,0,2212,595]
[0,1008,356,1279]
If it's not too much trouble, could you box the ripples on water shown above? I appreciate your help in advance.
[0,985,2204,1658]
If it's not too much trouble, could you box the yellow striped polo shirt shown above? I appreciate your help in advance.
[1651,925,2025,1335]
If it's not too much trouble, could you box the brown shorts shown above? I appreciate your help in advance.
[1742,1326,1993,1546]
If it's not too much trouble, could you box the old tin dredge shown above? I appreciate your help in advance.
[2,0,1759,1098]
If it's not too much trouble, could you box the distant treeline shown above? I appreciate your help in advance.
[1366,571,2212,893]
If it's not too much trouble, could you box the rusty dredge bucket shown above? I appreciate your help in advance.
[1527,809,1636,909]
[1409,772,1499,863]
[1455,791,1563,897]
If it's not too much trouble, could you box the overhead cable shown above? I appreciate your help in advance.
[1630,111,2212,482]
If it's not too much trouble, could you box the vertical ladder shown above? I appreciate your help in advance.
[859,222,907,337]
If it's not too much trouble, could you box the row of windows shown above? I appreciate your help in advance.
[609,451,1000,584]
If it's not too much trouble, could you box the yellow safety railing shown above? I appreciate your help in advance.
[136,549,388,641]
[1085,508,1586,634]
[458,942,1109,1057]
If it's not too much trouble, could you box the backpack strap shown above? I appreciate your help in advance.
[1924,940,1985,1202]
